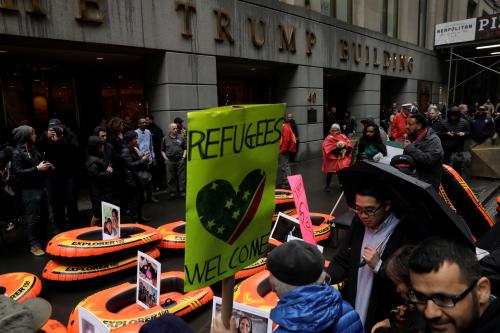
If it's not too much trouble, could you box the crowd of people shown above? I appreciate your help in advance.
[0,115,187,256]
[319,100,500,192]
[1,101,499,332]
[387,101,499,176]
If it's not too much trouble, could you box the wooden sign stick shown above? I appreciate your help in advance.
[329,191,344,216]
[221,275,235,329]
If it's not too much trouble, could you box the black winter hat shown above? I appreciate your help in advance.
[48,118,62,127]
[448,106,460,115]
[267,240,324,286]
[390,154,416,175]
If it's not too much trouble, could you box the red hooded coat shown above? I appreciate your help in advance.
[322,132,352,173]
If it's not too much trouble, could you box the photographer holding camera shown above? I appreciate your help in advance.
[37,118,80,231]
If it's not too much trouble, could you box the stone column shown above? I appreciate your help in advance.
[145,52,218,131]
[346,73,381,132]
[276,65,324,161]
[394,78,418,107]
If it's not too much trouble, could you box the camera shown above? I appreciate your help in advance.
[50,127,63,137]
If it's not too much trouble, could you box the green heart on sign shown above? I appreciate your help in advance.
[196,169,266,245]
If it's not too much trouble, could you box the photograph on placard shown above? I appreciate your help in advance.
[101,201,120,240]
[78,306,109,333]
[137,279,159,309]
[270,212,303,243]
[138,251,161,287]
[211,296,272,333]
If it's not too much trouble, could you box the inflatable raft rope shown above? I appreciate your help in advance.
[0,272,42,303]
[43,248,161,283]
[67,271,213,332]
[157,221,186,249]
[438,184,457,212]
[440,165,494,238]
[46,224,159,264]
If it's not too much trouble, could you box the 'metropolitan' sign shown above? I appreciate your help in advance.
[435,18,476,46]
[435,13,500,47]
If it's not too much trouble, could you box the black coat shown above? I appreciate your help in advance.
[86,154,113,215]
[480,248,500,296]
[120,145,147,187]
[326,215,421,332]
[439,118,470,153]
[11,144,46,189]
[36,127,80,179]
[471,297,500,333]
[404,128,444,190]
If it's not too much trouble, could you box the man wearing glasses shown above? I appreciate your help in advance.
[326,181,421,332]
[409,238,499,333]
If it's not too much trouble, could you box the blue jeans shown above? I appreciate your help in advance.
[21,188,49,248]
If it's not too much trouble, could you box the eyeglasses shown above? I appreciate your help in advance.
[407,280,478,308]
[351,204,383,217]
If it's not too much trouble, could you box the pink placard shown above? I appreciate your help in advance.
[287,175,317,245]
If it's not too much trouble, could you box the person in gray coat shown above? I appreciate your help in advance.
[403,114,444,190]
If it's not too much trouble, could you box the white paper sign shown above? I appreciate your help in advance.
[101,201,120,240]
[212,296,273,333]
[137,251,161,309]
[78,306,109,333]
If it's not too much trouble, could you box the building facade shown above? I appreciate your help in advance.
[1,0,494,159]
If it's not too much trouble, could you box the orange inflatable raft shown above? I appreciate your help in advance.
[235,257,267,280]
[157,221,186,249]
[43,248,160,283]
[275,189,295,210]
[273,209,333,242]
[235,265,340,312]
[67,271,213,332]
[440,165,494,238]
[0,272,42,303]
[46,224,159,264]
[40,319,68,333]
[234,270,278,311]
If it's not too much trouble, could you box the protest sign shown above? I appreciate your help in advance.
[184,104,284,292]
[287,175,316,245]
[137,251,161,309]
[212,297,273,333]
[78,306,109,333]
[101,202,120,240]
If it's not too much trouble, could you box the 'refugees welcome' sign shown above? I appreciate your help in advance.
[184,104,285,291]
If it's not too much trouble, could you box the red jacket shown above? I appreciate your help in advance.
[280,123,297,153]
[391,112,408,142]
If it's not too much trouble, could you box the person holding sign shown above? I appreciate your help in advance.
[211,240,363,333]
[326,181,421,331]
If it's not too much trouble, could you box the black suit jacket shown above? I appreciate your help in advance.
[326,214,421,332]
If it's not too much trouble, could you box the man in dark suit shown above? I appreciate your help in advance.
[326,181,422,332]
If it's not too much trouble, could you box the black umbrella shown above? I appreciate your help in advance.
[338,161,474,247]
